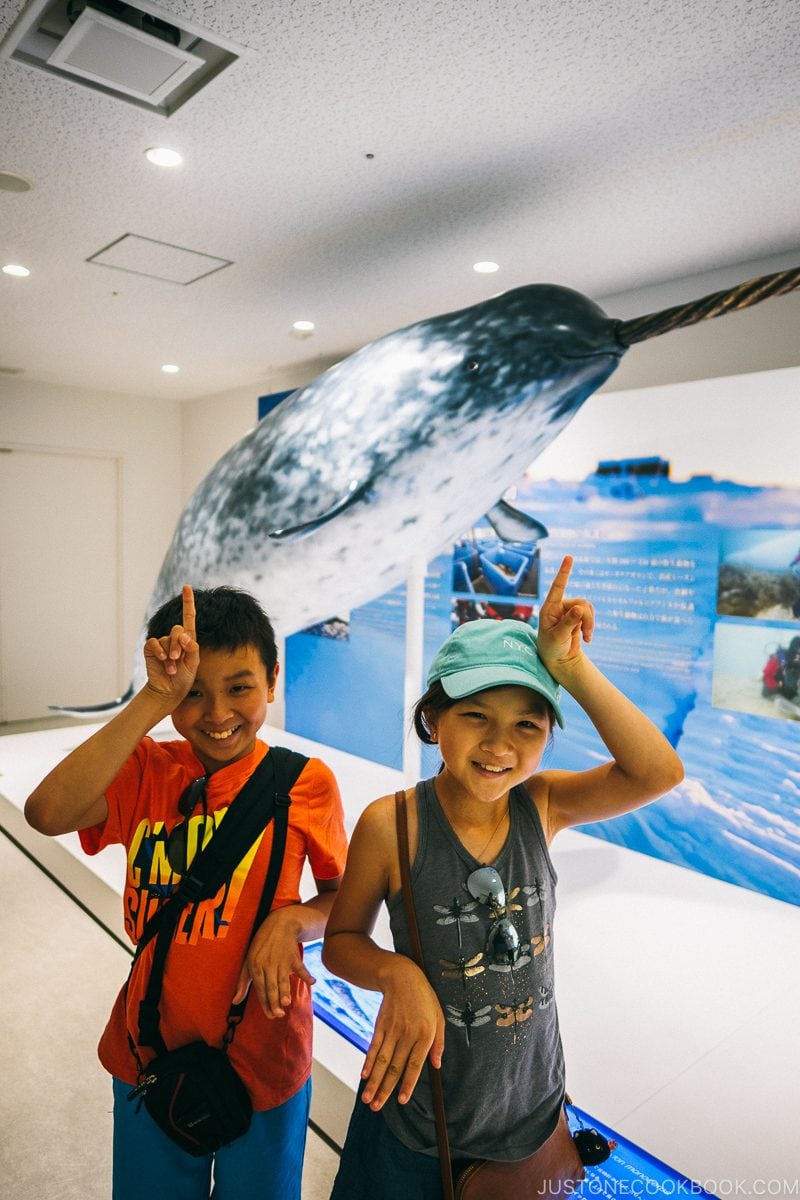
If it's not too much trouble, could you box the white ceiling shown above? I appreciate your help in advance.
[1,0,798,401]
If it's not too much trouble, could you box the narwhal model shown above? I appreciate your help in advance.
[60,267,800,711]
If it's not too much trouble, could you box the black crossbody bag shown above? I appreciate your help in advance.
[125,746,308,1157]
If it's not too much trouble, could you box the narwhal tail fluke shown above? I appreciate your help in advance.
[615,266,800,347]
[49,683,135,718]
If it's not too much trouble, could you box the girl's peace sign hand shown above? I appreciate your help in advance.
[142,584,200,708]
[536,555,594,678]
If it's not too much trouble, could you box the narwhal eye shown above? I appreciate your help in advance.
[465,359,480,372]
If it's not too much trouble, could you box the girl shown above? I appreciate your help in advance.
[322,555,684,1198]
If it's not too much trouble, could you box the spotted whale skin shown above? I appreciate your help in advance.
[156,284,622,625]
[62,283,627,709]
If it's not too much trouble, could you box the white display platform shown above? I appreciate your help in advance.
[2,719,799,1191]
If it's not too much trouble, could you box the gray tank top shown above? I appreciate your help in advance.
[382,776,565,1161]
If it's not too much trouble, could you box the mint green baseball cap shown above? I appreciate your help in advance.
[427,618,564,727]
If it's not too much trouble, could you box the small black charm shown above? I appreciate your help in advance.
[573,1127,616,1165]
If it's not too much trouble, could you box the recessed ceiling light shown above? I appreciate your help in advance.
[145,147,183,167]
[291,320,315,339]
[473,261,499,274]
[2,263,30,277]
[161,363,180,373]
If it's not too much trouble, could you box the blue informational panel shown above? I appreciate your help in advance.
[304,942,710,1198]
[286,461,800,906]
[285,559,453,769]
[258,390,295,419]
[285,582,411,767]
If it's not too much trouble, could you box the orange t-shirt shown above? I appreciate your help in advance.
[79,737,347,1111]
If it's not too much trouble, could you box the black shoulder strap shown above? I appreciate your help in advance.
[246,747,308,939]
[133,748,306,960]
[132,746,308,1056]
[223,746,309,1030]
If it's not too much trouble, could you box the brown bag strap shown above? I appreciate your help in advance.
[394,789,456,1200]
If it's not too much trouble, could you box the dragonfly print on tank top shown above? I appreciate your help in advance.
[384,778,566,1159]
[434,859,554,1049]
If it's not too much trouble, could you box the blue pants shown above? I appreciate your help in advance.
[330,1086,470,1200]
[112,1077,311,1200]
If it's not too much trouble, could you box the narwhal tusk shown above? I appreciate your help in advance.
[614,266,800,346]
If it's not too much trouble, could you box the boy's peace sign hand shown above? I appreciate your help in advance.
[142,585,200,709]
[536,555,594,678]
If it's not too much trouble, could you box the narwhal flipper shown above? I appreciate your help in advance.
[485,499,548,545]
[49,683,135,717]
[269,477,375,542]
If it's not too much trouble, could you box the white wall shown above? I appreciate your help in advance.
[529,364,800,487]
[0,377,183,683]
[596,250,800,392]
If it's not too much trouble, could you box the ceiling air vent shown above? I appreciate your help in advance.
[0,0,244,116]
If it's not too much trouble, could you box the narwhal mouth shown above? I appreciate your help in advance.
[614,265,800,348]
[560,345,625,362]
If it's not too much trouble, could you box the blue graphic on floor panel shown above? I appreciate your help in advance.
[565,1104,711,1198]
[306,939,382,1051]
[304,941,709,1197]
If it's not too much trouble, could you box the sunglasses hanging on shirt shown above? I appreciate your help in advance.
[466,865,524,967]
[466,865,505,914]
[165,775,210,876]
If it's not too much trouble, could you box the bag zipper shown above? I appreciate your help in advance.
[455,1159,485,1192]
[127,1073,157,1102]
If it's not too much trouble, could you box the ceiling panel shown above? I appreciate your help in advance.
[0,0,798,399]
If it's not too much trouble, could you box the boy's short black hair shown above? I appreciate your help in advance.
[147,587,278,680]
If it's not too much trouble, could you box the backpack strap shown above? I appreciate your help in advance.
[245,746,307,938]
[132,746,309,1057]
[223,746,309,1031]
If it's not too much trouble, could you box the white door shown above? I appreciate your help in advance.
[0,447,122,721]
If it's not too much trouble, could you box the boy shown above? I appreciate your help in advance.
[25,585,347,1200]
